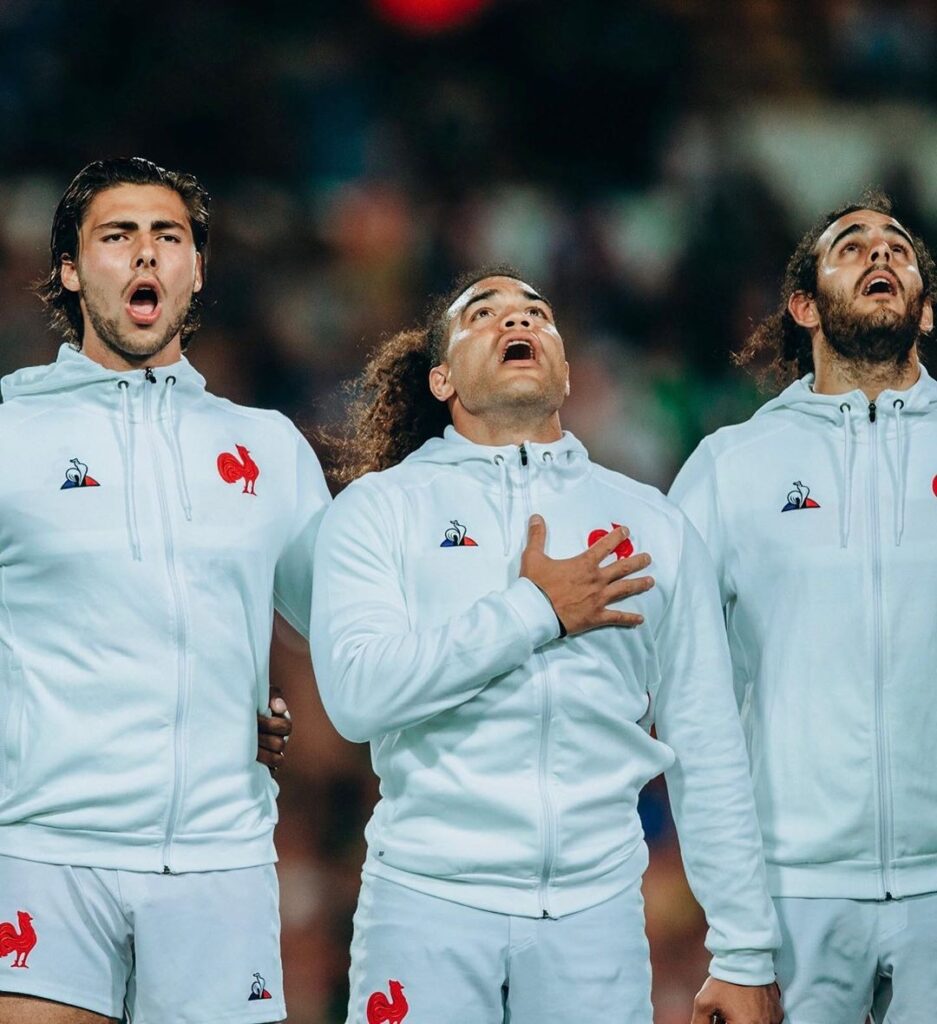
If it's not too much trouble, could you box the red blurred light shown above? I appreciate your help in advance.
[373,0,493,34]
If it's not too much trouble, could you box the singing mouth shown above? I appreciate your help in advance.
[126,280,162,324]
[861,273,898,297]
[500,338,536,362]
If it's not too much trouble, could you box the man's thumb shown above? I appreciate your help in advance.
[525,514,547,554]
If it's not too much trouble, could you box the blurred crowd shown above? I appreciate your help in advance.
[2,0,937,1019]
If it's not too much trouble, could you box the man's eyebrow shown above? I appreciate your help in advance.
[461,287,552,316]
[91,219,187,233]
[828,221,915,252]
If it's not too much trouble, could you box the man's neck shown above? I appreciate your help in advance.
[80,333,183,373]
[450,408,563,448]
[812,340,921,401]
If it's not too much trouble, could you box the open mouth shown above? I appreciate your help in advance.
[126,283,162,324]
[861,274,898,297]
[500,340,535,362]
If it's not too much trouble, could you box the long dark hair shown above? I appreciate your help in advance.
[35,156,211,351]
[332,265,533,484]
[735,188,935,387]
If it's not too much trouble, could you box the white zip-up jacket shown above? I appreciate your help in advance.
[311,426,779,985]
[670,367,937,900]
[0,344,329,873]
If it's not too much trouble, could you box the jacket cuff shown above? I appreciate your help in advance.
[502,578,562,649]
[708,951,777,987]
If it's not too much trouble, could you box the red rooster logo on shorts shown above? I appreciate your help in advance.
[367,979,408,1024]
[0,911,37,968]
[217,444,260,495]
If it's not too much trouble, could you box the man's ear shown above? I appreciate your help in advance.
[788,291,820,329]
[919,297,934,335]
[429,364,454,402]
[60,256,80,294]
[564,361,570,396]
[194,252,204,294]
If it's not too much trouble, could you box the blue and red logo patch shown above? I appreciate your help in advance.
[248,972,272,1001]
[440,520,477,547]
[60,458,99,490]
[781,481,820,512]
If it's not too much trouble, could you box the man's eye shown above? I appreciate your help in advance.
[159,235,181,243]
[842,242,859,253]
[102,234,126,242]
[528,307,545,317]
[472,308,492,320]
[892,244,907,255]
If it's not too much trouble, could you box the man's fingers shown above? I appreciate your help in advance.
[258,732,287,753]
[599,609,645,629]
[257,749,286,770]
[600,551,652,581]
[588,525,630,562]
[525,514,547,555]
[258,713,293,737]
[606,575,655,603]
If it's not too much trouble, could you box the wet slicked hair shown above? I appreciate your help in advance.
[332,265,546,484]
[35,156,210,351]
[736,188,936,387]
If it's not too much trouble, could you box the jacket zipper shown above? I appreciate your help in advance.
[143,378,192,874]
[868,401,894,898]
[519,442,557,917]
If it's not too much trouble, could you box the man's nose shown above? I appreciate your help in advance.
[133,240,158,269]
[500,310,531,329]
[869,236,892,263]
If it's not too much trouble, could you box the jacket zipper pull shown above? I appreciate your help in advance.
[519,443,528,466]
[868,400,876,423]
[144,367,156,384]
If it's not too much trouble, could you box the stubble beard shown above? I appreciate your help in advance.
[473,373,567,428]
[81,280,192,365]
[816,287,924,370]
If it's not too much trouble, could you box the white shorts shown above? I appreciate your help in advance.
[346,873,653,1024]
[774,892,937,1024]
[0,853,284,1024]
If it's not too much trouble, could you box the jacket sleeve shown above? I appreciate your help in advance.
[668,440,731,600]
[310,480,560,743]
[653,516,779,986]
[272,426,332,639]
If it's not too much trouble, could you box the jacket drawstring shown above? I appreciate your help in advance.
[893,398,906,546]
[118,381,143,561]
[164,376,193,521]
[839,402,854,549]
[494,454,510,556]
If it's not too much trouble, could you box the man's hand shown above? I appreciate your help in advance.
[520,514,654,635]
[257,686,292,775]
[691,977,784,1024]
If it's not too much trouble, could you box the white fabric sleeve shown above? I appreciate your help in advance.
[668,440,728,597]
[272,428,331,639]
[653,517,779,986]
[310,481,560,743]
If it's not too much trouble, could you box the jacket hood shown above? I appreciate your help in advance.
[408,425,589,468]
[1,343,206,401]
[754,365,937,425]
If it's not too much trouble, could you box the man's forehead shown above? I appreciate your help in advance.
[446,276,538,319]
[816,209,909,254]
[83,183,189,227]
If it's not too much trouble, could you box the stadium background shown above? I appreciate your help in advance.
[1,1,935,1019]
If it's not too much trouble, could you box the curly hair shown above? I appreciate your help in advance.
[332,265,540,484]
[35,156,211,351]
[735,188,936,388]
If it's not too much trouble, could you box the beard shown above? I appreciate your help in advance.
[80,279,192,364]
[816,288,924,367]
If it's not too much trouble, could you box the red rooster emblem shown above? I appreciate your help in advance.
[217,444,260,495]
[0,911,37,968]
[367,979,408,1024]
